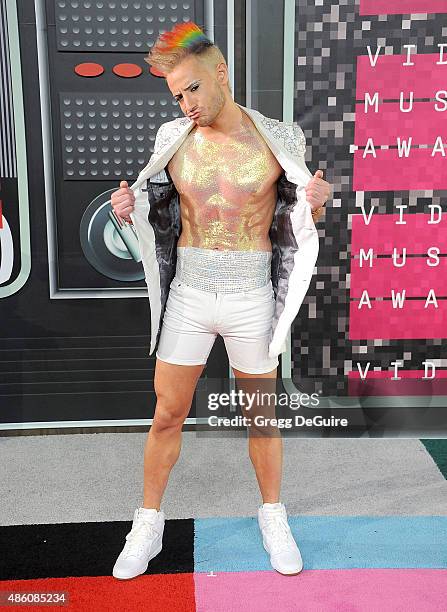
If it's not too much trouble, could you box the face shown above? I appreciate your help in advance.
[165,55,227,127]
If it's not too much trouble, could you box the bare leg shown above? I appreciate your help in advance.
[142,358,205,510]
[232,366,282,504]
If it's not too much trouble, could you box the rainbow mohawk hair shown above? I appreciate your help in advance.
[157,21,211,52]
[146,21,214,77]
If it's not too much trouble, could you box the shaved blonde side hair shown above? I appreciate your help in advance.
[144,35,232,94]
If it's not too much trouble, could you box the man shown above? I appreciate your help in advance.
[111,22,331,579]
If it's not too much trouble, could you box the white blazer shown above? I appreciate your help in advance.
[129,103,320,359]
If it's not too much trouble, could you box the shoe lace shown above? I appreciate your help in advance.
[124,519,158,558]
[263,509,294,555]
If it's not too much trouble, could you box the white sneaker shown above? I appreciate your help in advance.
[258,502,303,575]
[112,507,165,580]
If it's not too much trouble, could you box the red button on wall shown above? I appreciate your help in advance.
[149,66,166,78]
[74,62,105,77]
[113,63,143,78]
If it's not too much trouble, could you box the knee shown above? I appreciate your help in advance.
[152,398,189,433]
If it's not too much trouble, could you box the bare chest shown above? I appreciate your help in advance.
[168,126,283,204]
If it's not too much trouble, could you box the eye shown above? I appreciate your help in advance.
[174,84,199,103]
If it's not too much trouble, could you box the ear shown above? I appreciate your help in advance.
[216,61,228,84]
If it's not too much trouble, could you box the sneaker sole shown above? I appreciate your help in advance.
[112,541,163,580]
[262,540,303,576]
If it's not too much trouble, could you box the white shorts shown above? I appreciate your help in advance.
[156,277,279,374]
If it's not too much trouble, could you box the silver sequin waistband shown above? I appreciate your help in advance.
[175,246,272,293]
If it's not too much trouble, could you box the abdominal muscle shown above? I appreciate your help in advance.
[175,183,279,252]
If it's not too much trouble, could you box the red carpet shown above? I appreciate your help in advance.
[1,574,195,611]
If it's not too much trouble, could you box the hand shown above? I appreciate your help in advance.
[110,180,135,224]
[305,170,332,212]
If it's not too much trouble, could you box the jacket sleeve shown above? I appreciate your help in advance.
[129,122,170,192]
[291,123,307,159]
[291,123,325,224]
[153,122,168,155]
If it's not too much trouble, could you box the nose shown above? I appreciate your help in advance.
[183,93,197,116]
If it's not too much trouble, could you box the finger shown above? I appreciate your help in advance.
[115,186,134,196]
[307,178,324,190]
[112,194,135,207]
[306,177,319,187]
[314,170,324,179]
[120,180,128,188]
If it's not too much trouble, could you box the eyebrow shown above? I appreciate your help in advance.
[173,80,200,99]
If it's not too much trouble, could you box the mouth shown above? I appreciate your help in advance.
[189,111,201,120]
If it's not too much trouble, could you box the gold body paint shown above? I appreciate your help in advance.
[168,114,283,251]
